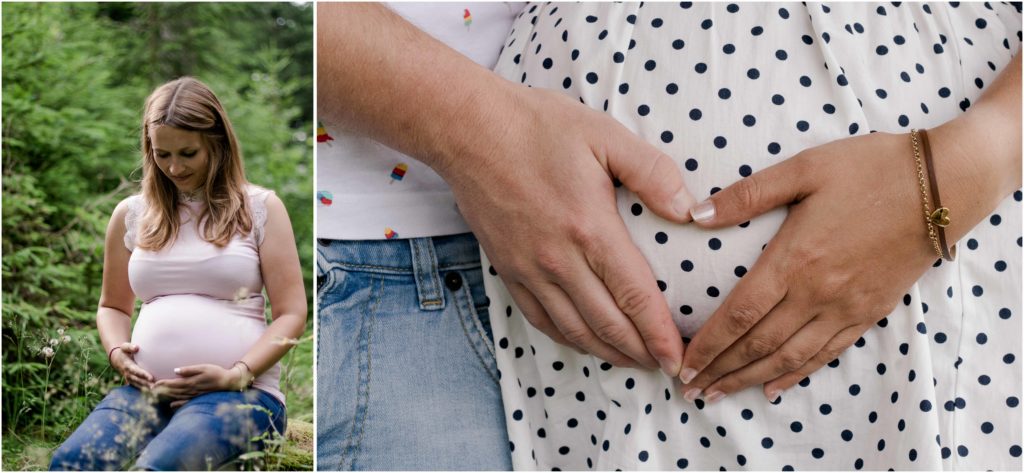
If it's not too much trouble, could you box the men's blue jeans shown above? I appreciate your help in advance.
[49,385,286,471]
[316,233,511,470]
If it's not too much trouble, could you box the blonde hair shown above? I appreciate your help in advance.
[137,77,252,250]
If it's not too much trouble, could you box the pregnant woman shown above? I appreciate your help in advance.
[49,77,307,470]
[485,2,1020,470]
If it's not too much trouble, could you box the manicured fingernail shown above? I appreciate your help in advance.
[672,190,697,220]
[684,388,702,402]
[690,200,716,223]
[659,358,681,378]
[679,368,697,384]
[766,390,781,403]
[704,391,726,403]
[173,368,180,374]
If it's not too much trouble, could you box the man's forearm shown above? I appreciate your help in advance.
[317,3,514,176]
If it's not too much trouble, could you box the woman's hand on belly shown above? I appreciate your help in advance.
[675,116,1020,403]
[151,363,244,405]
[111,342,156,390]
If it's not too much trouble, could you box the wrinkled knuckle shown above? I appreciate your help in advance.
[726,303,764,331]
[534,247,572,279]
[561,326,592,347]
[777,351,807,372]
[576,225,607,257]
[592,321,631,347]
[743,336,779,360]
[732,176,762,212]
[563,216,598,246]
[614,285,653,318]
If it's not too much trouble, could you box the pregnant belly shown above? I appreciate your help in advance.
[131,295,267,380]
[620,194,788,338]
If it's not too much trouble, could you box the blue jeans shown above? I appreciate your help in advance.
[316,233,511,470]
[49,386,286,471]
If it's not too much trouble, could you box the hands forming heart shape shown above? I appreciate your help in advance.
[469,54,1020,404]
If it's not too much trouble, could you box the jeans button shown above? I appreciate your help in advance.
[444,272,463,291]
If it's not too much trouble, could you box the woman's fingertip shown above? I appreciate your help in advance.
[678,367,697,384]
[690,200,716,224]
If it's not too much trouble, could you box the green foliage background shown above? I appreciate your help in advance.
[2,2,314,469]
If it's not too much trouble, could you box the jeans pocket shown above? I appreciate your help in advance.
[452,267,500,382]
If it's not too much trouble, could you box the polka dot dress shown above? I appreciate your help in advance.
[483,2,1022,470]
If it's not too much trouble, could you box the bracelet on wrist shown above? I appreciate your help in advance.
[232,360,255,391]
[107,345,123,366]
[910,129,956,262]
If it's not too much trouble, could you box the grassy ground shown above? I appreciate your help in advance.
[1,320,315,471]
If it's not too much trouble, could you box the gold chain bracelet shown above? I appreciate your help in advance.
[910,129,955,261]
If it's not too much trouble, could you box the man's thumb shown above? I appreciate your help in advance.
[603,131,695,223]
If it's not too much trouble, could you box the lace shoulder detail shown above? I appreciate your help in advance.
[122,195,145,251]
[247,185,275,246]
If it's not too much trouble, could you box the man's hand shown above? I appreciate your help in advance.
[317,3,695,375]
[449,85,694,374]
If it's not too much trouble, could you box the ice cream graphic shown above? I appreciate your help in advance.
[316,122,334,146]
[384,227,398,239]
[463,9,472,28]
[389,163,409,184]
[317,190,333,206]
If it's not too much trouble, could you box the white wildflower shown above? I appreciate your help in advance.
[272,336,300,346]
[42,346,54,358]
[233,287,251,303]
[62,335,71,343]
[57,327,65,335]
[49,338,59,346]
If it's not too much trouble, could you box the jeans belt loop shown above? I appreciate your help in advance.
[409,237,445,311]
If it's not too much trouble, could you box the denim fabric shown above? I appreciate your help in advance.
[49,385,286,471]
[316,233,511,470]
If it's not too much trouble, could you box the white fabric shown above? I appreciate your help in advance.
[317,2,525,240]
[485,2,1022,470]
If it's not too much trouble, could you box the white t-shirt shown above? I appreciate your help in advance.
[317,2,524,240]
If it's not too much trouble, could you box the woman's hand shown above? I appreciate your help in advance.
[676,52,1020,403]
[110,342,155,390]
[676,117,1019,403]
[151,364,245,405]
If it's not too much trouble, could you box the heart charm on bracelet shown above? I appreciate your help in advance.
[929,207,951,227]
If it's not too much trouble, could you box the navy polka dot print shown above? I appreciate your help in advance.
[486,2,1021,470]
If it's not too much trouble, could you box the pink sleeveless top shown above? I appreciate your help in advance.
[123,186,283,404]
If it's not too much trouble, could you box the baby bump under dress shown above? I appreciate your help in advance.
[483,2,1021,470]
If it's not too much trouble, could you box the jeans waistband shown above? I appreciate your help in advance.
[317,232,481,311]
